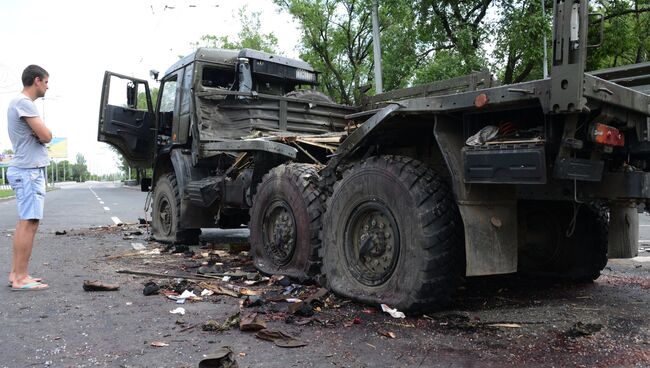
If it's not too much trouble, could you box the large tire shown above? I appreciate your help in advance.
[285,90,334,103]
[518,201,608,280]
[249,164,324,281]
[151,173,201,244]
[321,156,464,312]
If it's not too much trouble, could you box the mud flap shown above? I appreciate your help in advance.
[459,202,518,276]
[608,202,639,258]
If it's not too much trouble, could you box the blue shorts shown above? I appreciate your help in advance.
[6,167,46,220]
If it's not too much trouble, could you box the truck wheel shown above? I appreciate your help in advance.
[518,201,608,280]
[151,173,201,244]
[285,90,334,103]
[321,156,464,312]
[249,164,323,281]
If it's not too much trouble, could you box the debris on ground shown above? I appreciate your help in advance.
[381,304,406,319]
[82,280,120,291]
[131,242,146,250]
[565,322,603,337]
[377,329,397,339]
[198,346,239,368]
[54,230,67,235]
[150,341,169,347]
[255,329,308,348]
[239,312,267,331]
[143,281,160,296]
[170,307,186,315]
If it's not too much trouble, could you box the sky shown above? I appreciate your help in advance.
[0,0,301,175]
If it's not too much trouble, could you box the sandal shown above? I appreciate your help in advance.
[11,281,49,291]
[7,276,42,286]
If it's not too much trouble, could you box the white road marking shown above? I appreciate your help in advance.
[103,206,110,211]
[111,216,122,225]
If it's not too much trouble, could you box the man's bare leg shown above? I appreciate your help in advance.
[11,219,47,288]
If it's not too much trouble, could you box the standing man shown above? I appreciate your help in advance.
[6,65,52,290]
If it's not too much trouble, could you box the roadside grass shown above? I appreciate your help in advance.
[0,189,14,199]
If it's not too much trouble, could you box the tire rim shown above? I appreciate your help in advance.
[344,201,400,286]
[263,199,297,266]
[157,194,173,236]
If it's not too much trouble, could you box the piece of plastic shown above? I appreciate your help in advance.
[380,304,405,319]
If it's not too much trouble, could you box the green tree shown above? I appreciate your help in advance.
[193,6,279,53]
[587,0,650,70]
[71,153,88,182]
[491,0,551,84]
[137,87,159,111]
[275,0,419,105]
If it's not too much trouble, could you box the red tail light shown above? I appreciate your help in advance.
[590,123,625,147]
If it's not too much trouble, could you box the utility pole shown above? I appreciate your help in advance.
[371,0,383,93]
[542,0,549,78]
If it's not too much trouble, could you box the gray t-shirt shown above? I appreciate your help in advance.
[7,94,49,168]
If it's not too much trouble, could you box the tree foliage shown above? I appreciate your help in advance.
[193,7,279,53]
[272,0,650,103]
[275,0,418,105]
[71,153,88,182]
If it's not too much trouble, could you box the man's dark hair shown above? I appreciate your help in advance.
[21,65,49,87]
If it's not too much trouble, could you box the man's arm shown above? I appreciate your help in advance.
[24,116,52,143]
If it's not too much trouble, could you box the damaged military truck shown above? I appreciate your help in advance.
[98,48,354,280]
[99,0,650,313]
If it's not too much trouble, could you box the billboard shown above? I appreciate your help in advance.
[47,137,68,159]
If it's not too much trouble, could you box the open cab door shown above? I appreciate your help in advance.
[98,71,155,168]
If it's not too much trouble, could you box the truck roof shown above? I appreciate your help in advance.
[164,48,316,78]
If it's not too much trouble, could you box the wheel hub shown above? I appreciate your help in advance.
[158,196,172,235]
[263,200,297,266]
[345,202,399,286]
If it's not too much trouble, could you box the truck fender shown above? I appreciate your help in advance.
[433,115,518,276]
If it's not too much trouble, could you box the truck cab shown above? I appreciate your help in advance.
[98,48,353,247]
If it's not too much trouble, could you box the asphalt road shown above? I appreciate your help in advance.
[0,184,649,367]
[0,181,148,232]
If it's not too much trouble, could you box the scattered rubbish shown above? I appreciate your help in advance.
[565,322,603,337]
[168,290,198,304]
[272,275,292,287]
[287,301,314,317]
[381,304,406,319]
[198,282,239,298]
[150,341,169,347]
[170,307,186,315]
[239,312,267,331]
[198,346,239,368]
[138,218,149,225]
[244,277,270,286]
[488,323,522,329]
[143,281,160,296]
[54,230,67,235]
[131,242,146,250]
[255,329,308,348]
[202,320,221,332]
[377,329,397,339]
[83,280,119,291]
[286,298,302,303]
[243,295,264,308]
[201,289,214,297]
[222,276,231,282]
[203,313,240,332]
